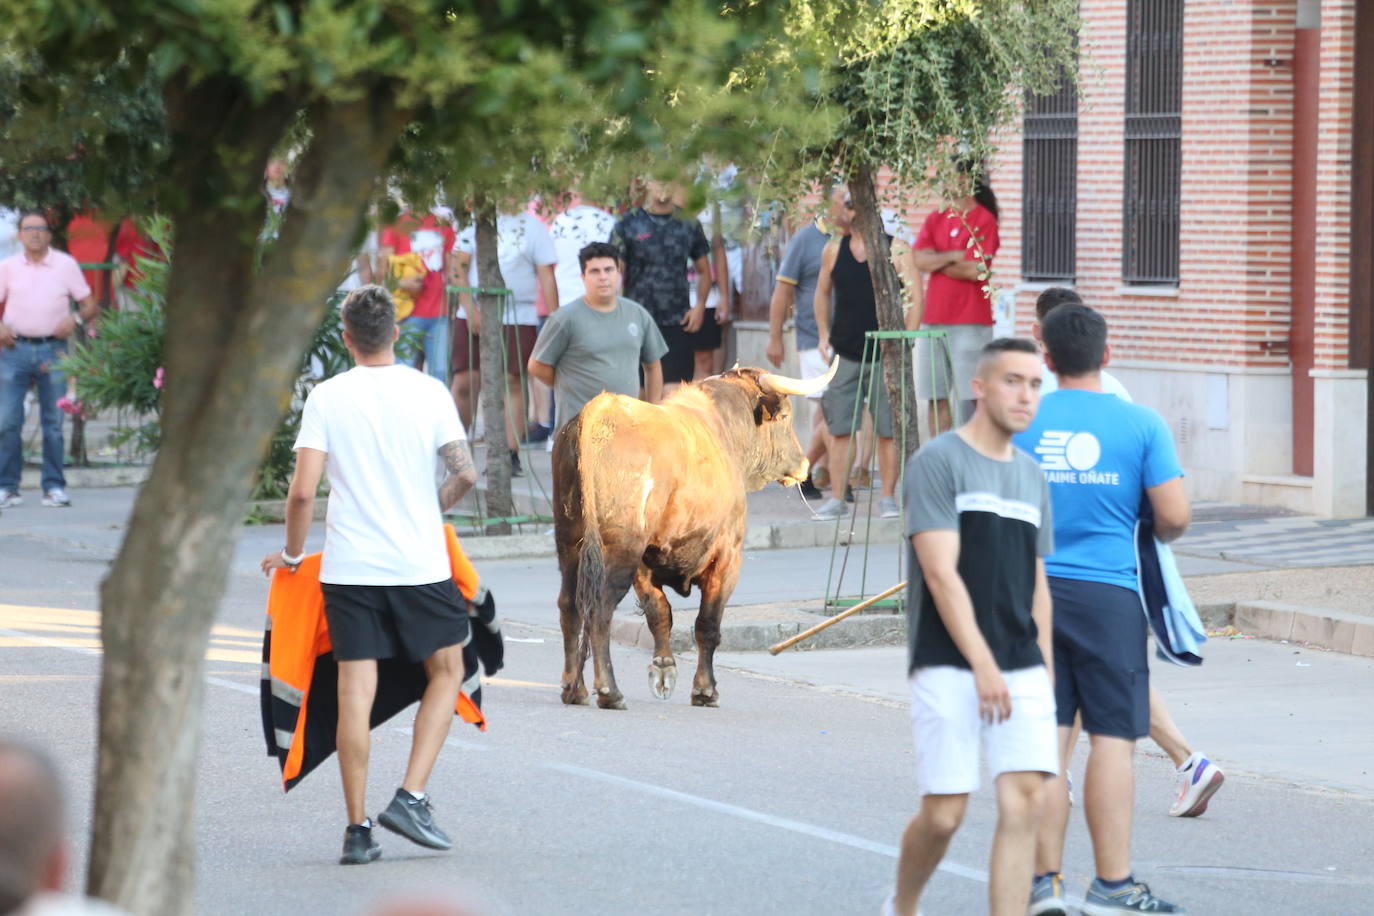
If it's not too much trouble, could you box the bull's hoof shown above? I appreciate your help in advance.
[648,657,677,700]
[691,687,720,708]
[596,686,627,710]
[561,683,589,706]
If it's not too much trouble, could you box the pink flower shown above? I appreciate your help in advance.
[57,396,88,420]
[153,367,164,390]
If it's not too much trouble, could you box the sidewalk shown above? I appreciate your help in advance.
[8,468,1374,658]
[714,635,1374,798]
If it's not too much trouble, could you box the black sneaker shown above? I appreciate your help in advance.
[377,788,452,850]
[510,450,524,478]
[799,476,824,500]
[523,422,552,444]
[339,821,381,865]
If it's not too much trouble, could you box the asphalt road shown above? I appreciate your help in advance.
[2,506,1372,915]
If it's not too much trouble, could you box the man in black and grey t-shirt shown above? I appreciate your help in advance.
[885,338,1057,916]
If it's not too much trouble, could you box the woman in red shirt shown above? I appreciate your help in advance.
[911,171,1000,433]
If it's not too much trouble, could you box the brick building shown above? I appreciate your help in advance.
[990,0,1371,516]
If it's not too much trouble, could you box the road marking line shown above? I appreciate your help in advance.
[0,627,262,695]
[0,617,1083,906]
[543,760,989,881]
[208,676,258,696]
[393,725,489,752]
[0,674,98,682]
[485,676,561,689]
[0,626,98,656]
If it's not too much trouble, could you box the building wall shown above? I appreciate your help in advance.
[990,0,1365,515]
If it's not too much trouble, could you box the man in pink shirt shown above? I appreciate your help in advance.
[0,210,97,508]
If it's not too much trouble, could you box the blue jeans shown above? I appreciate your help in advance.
[404,315,449,383]
[0,339,68,492]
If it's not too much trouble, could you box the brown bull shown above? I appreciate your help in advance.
[551,362,836,710]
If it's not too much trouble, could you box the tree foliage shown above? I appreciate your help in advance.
[0,4,840,913]
[0,51,166,236]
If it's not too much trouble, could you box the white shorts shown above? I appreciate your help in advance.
[797,347,830,400]
[909,665,1059,796]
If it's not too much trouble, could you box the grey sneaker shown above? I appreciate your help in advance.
[377,788,452,850]
[0,489,21,508]
[879,496,900,518]
[1082,879,1187,915]
[42,488,72,508]
[339,821,381,865]
[1028,872,1067,916]
[811,497,847,521]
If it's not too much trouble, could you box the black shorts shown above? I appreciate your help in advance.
[321,580,470,663]
[1049,576,1149,740]
[684,309,722,352]
[657,322,696,384]
[451,319,537,377]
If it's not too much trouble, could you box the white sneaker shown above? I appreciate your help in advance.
[42,488,72,508]
[0,489,22,508]
[1169,752,1224,817]
[811,497,847,521]
[879,496,900,518]
[881,892,922,916]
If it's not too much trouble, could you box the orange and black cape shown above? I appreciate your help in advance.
[259,525,502,791]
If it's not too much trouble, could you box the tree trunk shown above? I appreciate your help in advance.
[848,159,921,460]
[86,80,408,916]
[473,204,513,535]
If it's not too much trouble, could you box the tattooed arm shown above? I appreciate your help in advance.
[437,439,478,512]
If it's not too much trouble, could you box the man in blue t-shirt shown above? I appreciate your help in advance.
[1013,304,1191,916]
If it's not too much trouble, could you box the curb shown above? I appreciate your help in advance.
[437,517,904,561]
[1232,600,1374,658]
[22,464,150,489]
[607,597,1374,657]
[742,517,904,551]
[611,605,906,654]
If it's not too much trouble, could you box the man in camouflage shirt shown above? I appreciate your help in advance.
[609,179,712,392]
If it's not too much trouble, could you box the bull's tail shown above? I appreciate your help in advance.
[575,529,606,638]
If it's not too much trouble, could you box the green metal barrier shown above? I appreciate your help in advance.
[442,284,554,532]
[820,328,963,613]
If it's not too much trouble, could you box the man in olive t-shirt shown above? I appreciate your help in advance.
[528,242,668,430]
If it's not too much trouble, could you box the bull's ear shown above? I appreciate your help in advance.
[754,392,785,425]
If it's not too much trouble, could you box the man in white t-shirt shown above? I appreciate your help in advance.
[550,202,615,307]
[1032,287,1131,400]
[449,212,558,477]
[260,285,478,866]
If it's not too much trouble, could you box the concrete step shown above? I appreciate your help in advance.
[611,602,905,654]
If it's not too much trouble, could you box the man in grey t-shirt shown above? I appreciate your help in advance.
[887,338,1057,916]
[528,242,669,430]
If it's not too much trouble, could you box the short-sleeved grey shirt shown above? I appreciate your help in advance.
[776,223,831,350]
[530,296,669,430]
[903,431,1053,673]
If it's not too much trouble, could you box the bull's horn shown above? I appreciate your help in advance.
[758,358,839,397]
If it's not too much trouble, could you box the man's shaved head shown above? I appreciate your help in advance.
[0,741,65,910]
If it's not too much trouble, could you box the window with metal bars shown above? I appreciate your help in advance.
[1022,77,1078,282]
[1123,0,1183,285]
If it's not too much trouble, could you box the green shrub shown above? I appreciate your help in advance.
[61,217,170,455]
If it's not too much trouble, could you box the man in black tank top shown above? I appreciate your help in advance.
[811,205,921,522]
